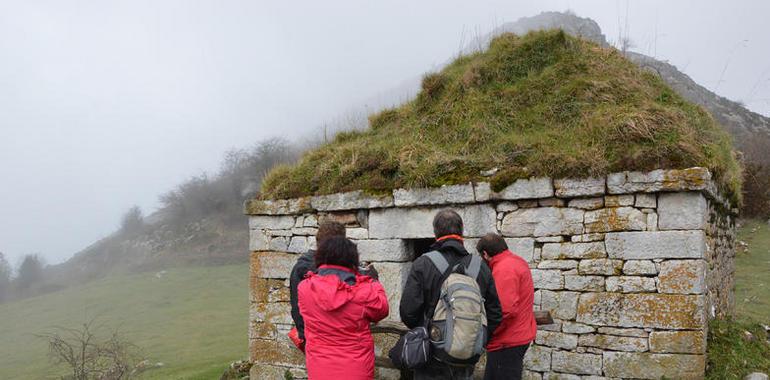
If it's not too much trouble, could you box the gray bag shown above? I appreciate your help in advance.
[425,251,488,363]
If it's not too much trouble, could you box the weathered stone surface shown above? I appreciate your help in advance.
[346,227,368,240]
[577,293,706,329]
[531,269,564,290]
[538,197,566,207]
[543,374,581,380]
[744,373,770,380]
[245,197,311,215]
[393,183,475,206]
[465,238,535,262]
[369,205,496,239]
[267,229,292,237]
[535,236,564,243]
[310,190,394,211]
[376,262,412,322]
[375,367,401,380]
[355,239,410,262]
[570,233,605,243]
[249,338,306,367]
[303,214,318,227]
[251,251,296,279]
[565,275,605,291]
[602,352,706,379]
[635,193,657,208]
[623,260,658,275]
[554,177,605,198]
[584,207,646,233]
[249,321,277,340]
[551,350,602,375]
[658,192,708,230]
[568,197,604,210]
[522,370,543,380]
[604,195,635,207]
[538,260,578,270]
[501,207,584,237]
[534,330,578,350]
[493,177,554,200]
[578,333,648,352]
[474,182,492,202]
[596,327,648,337]
[562,321,596,334]
[287,236,315,253]
[649,330,706,354]
[605,231,706,259]
[607,167,711,194]
[523,344,551,372]
[540,290,579,319]
[249,229,269,251]
[646,212,659,231]
[291,227,318,236]
[250,302,293,325]
[268,236,290,251]
[658,260,707,294]
[250,363,307,379]
[496,201,518,212]
[541,242,606,260]
[578,259,623,276]
[249,215,296,229]
[605,276,657,293]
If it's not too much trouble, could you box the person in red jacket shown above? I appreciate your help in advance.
[476,233,537,380]
[298,236,389,380]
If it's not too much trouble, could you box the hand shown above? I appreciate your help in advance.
[361,263,379,280]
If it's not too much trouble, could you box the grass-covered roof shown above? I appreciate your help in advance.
[261,30,741,202]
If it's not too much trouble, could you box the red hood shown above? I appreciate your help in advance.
[307,274,355,311]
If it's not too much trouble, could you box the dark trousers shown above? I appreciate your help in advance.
[413,359,474,380]
[483,343,530,380]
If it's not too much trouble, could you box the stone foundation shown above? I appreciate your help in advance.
[245,167,736,379]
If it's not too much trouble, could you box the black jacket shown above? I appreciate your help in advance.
[399,238,503,341]
[289,250,315,340]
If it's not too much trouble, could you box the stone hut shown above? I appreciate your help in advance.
[246,166,736,379]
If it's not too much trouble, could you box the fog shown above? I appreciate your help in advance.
[1,0,768,266]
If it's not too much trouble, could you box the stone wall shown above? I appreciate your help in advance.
[245,167,736,379]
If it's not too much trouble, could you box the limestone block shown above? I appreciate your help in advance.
[522,370,543,380]
[369,205,496,239]
[249,321,277,340]
[291,227,318,236]
[602,352,706,379]
[355,239,411,262]
[249,215,296,229]
[506,238,536,262]
[267,229,292,237]
[568,197,604,210]
[376,262,412,322]
[564,275,605,291]
[493,177,554,200]
[250,302,294,325]
[393,183,475,206]
[657,260,707,294]
[596,327,648,337]
[287,236,313,253]
[523,344,551,372]
[346,227,368,240]
[474,182,492,202]
[635,193,657,208]
[606,167,711,194]
[551,350,602,375]
[249,338,306,367]
[658,192,708,230]
[251,251,296,279]
[543,374,581,380]
[562,321,596,334]
[311,190,394,211]
[578,333,648,352]
[584,207,646,233]
[605,231,706,260]
[531,269,564,290]
[576,293,706,329]
[604,195,635,207]
[250,230,269,251]
[649,330,706,354]
[535,236,564,243]
[534,330,578,350]
[540,290,579,320]
[245,197,311,216]
[303,214,318,227]
[496,202,519,212]
[605,276,657,293]
[541,242,606,260]
[554,177,605,198]
[647,212,659,231]
[501,207,584,237]
[570,233,605,243]
[622,260,658,275]
[250,363,307,379]
[578,259,623,276]
[268,236,290,251]
[537,260,578,270]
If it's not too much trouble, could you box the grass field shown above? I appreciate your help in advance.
[735,219,770,323]
[0,265,248,380]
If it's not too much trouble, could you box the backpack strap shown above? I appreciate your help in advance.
[466,254,482,281]
[424,251,450,275]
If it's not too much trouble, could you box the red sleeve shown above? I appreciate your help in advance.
[363,281,390,323]
[494,267,520,320]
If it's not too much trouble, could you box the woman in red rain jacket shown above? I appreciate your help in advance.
[298,236,389,380]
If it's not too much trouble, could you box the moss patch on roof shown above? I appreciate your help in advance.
[261,30,741,202]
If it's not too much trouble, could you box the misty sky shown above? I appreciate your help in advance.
[1,0,769,266]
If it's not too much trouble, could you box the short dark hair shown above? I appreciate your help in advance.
[433,209,463,238]
[476,233,508,257]
[316,220,346,245]
[315,236,359,270]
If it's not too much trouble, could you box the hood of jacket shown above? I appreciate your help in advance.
[307,265,359,312]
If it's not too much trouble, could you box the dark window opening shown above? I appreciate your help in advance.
[406,238,436,261]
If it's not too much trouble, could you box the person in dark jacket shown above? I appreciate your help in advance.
[477,233,536,380]
[289,220,346,344]
[399,209,503,380]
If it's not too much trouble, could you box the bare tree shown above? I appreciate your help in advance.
[0,252,11,303]
[120,206,144,236]
[38,320,141,380]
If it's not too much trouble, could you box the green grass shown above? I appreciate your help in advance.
[0,265,248,380]
[706,219,770,379]
[261,30,741,204]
